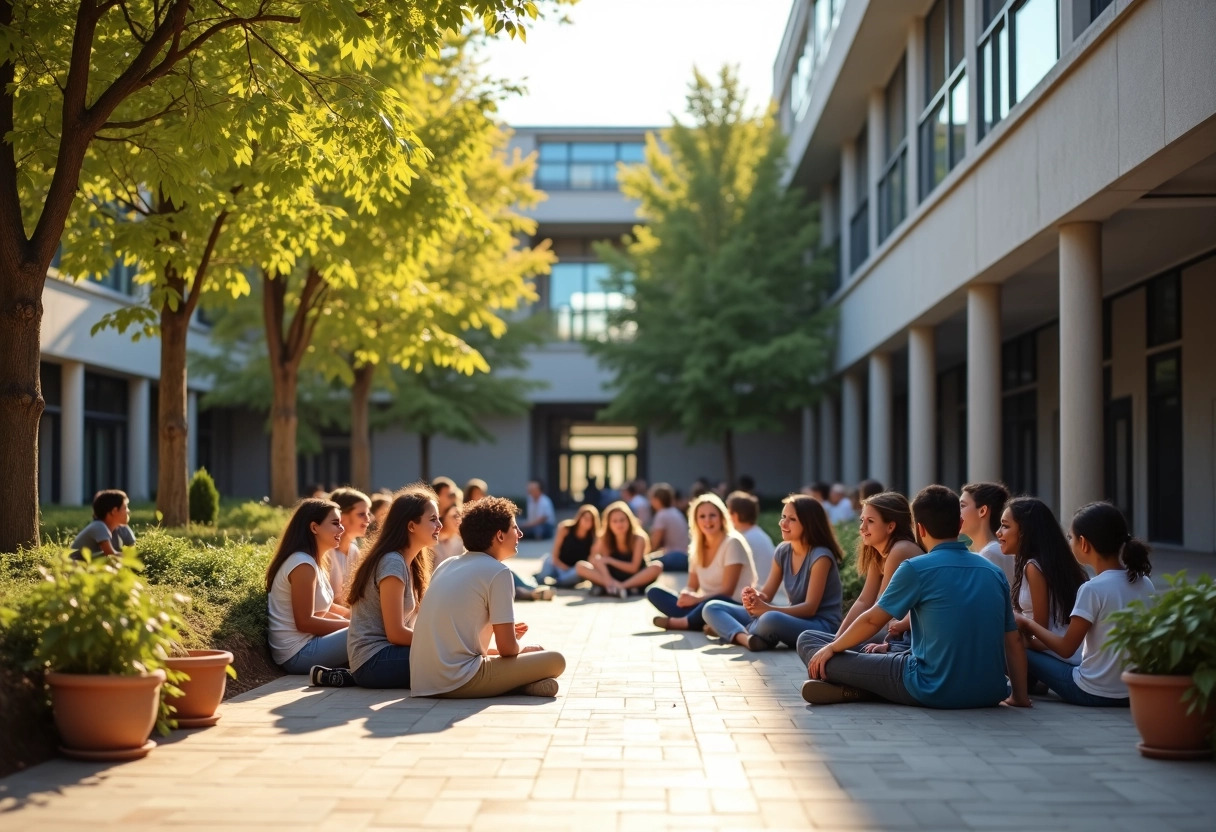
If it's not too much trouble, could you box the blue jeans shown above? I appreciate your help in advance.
[352,644,411,689]
[795,629,922,706]
[652,550,688,572]
[279,629,350,674]
[1026,650,1129,707]
[536,560,582,588]
[646,587,736,630]
[521,522,555,540]
[702,602,838,648]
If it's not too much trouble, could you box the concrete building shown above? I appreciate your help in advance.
[775,0,1216,551]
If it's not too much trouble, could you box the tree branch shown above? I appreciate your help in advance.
[0,0,29,262]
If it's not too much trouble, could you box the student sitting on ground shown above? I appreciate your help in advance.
[961,481,1013,583]
[798,485,1030,708]
[577,501,662,598]
[265,499,352,680]
[646,483,690,572]
[727,491,777,598]
[702,495,843,649]
[536,504,599,588]
[409,497,567,699]
[998,497,1088,665]
[649,494,757,631]
[72,489,134,557]
[1016,502,1153,706]
[326,487,371,606]
[432,500,465,566]
[333,486,439,689]
[840,492,924,652]
[463,478,488,503]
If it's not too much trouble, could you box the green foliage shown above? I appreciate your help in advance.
[587,67,836,479]
[1108,573,1216,717]
[189,469,221,526]
[18,552,186,678]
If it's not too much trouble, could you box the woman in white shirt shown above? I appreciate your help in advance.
[265,499,351,677]
[326,487,371,606]
[996,497,1088,664]
[1016,501,1154,706]
[342,486,441,688]
[649,494,756,631]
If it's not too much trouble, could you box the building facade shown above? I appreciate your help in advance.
[776,0,1216,551]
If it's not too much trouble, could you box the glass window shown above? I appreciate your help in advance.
[547,262,631,341]
[618,142,645,163]
[879,57,908,242]
[535,141,647,191]
[1147,271,1181,347]
[949,0,965,71]
[570,143,616,162]
[854,126,868,202]
[979,0,1059,140]
[538,143,569,162]
[926,0,947,99]
[815,0,832,59]
[1014,0,1058,102]
[950,76,968,168]
[1147,349,1182,543]
[920,0,967,199]
[884,61,907,158]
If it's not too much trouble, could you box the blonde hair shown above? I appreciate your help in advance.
[687,493,736,569]
[598,501,645,555]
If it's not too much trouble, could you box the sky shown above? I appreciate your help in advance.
[476,0,796,127]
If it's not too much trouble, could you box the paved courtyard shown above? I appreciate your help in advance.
[2,543,1213,831]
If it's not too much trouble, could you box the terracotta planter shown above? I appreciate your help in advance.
[47,669,165,761]
[1122,671,1214,760]
[165,649,234,728]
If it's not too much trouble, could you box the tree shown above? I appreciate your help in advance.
[0,0,553,551]
[588,67,836,487]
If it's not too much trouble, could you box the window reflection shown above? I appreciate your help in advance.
[548,262,633,341]
[536,142,647,191]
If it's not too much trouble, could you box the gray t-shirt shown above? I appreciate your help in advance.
[72,520,122,554]
[346,552,416,673]
[651,506,689,552]
[409,553,516,697]
[776,542,843,629]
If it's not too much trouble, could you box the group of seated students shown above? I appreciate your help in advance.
[267,483,565,696]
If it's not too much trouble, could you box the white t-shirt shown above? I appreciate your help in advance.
[651,506,689,552]
[694,534,756,602]
[409,553,517,697]
[740,525,776,585]
[268,552,335,665]
[432,535,465,566]
[976,539,1015,585]
[327,542,359,604]
[1017,559,1082,664]
[629,494,652,527]
[1070,569,1155,698]
[826,498,855,524]
[526,494,555,525]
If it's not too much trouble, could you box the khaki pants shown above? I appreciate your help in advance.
[438,651,566,699]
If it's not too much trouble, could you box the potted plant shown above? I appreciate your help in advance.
[22,550,187,761]
[165,648,236,728]
[1108,572,1216,760]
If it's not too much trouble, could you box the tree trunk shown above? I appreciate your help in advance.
[419,433,431,482]
[156,307,192,526]
[269,363,300,506]
[722,428,737,492]
[0,264,46,551]
[350,363,375,491]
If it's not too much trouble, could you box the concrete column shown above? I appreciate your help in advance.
[905,21,922,219]
[187,390,199,476]
[1059,222,1104,521]
[867,352,893,486]
[127,377,150,500]
[867,89,884,252]
[60,361,85,506]
[819,182,837,248]
[801,406,817,487]
[841,371,864,485]
[840,140,856,276]
[818,394,838,482]
[908,326,937,492]
[967,285,1002,483]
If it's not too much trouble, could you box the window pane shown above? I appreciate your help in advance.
[570,142,616,162]
[1014,0,1058,103]
[950,74,968,169]
[617,142,645,163]
[885,60,907,155]
[982,35,995,135]
[568,163,598,189]
[815,0,831,58]
[926,0,947,97]
[922,97,948,196]
[949,0,965,72]
[1147,272,1181,347]
[855,127,868,200]
[998,24,1010,119]
[536,162,567,188]
[537,142,568,162]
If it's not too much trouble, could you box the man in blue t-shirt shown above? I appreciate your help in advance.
[796,485,1030,709]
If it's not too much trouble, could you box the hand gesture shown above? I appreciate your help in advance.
[861,642,890,654]
[520,644,544,654]
[514,622,529,638]
[676,590,699,608]
[887,618,909,637]
[806,643,837,680]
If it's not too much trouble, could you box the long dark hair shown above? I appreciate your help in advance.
[784,494,844,564]
[1005,497,1088,626]
[1071,501,1152,582]
[561,504,600,538]
[347,485,437,607]
[856,491,920,576]
[265,498,339,592]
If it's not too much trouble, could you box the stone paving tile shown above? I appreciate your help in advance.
[1,545,1214,830]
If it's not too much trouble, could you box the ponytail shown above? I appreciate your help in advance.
[1071,501,1153,583]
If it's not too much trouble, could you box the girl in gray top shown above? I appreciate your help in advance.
[702,495,845,651]
[342,485,441,688]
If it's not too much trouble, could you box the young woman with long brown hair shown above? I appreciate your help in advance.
[576,501,662,598]
[841,491,924,652]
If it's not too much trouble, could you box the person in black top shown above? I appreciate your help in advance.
[536,505,600,588]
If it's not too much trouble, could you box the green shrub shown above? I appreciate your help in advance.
[219,500,294,542]
[189,468,221,525]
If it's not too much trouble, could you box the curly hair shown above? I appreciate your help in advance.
[459,496,520,553]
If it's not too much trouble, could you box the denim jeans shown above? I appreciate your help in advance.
[646,587,737,630]
[1026,650,1129,707]
[535,560,582,588]
[520,522,555,540]
[795,629,921,706]
[352,644,411,689]
[652,550,688,572]
[279,629,350,674]
[702,602,837,648]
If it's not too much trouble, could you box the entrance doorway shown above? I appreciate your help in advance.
[537,406,645,507]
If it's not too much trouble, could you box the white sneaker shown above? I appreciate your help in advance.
[530,585,555,601]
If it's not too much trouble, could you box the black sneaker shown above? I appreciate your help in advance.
[310,665,356,687]
[588,585,606,597]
